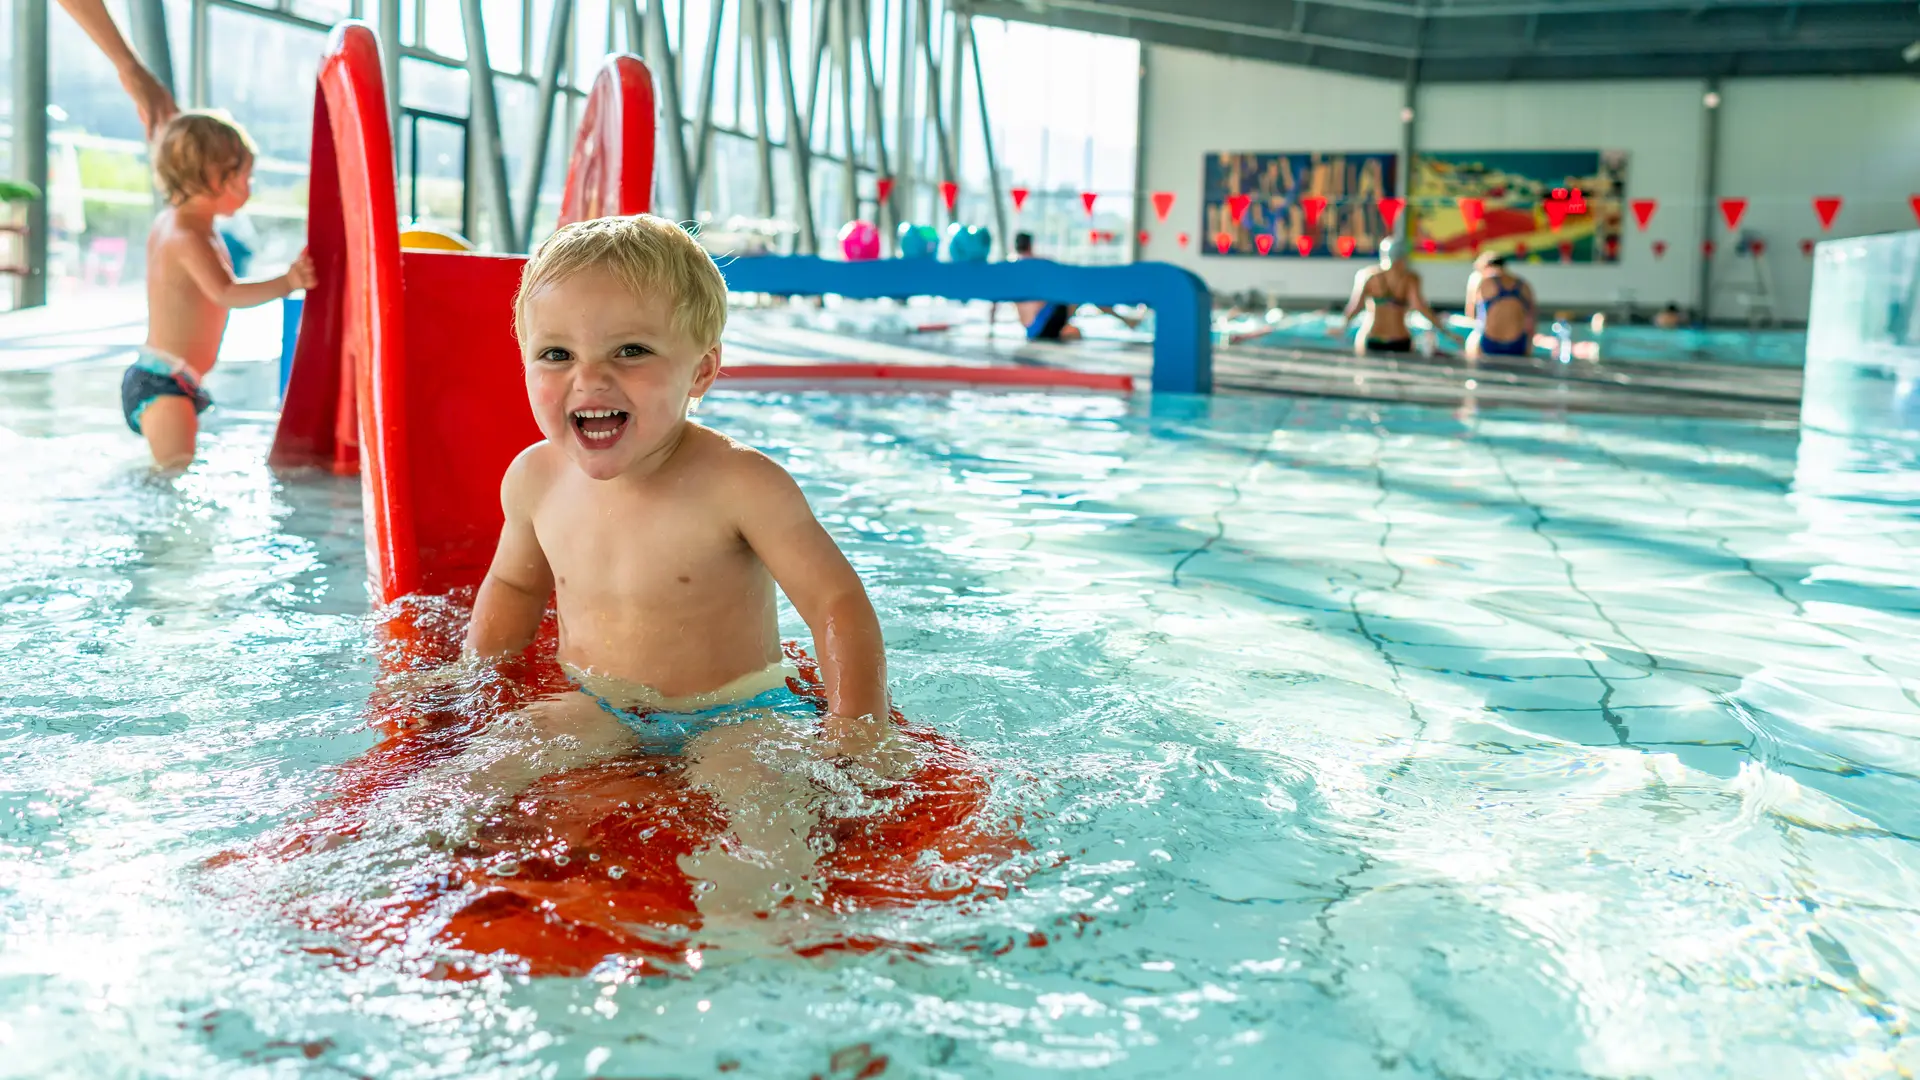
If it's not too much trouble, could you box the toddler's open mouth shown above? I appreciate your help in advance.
[571,408,630,445]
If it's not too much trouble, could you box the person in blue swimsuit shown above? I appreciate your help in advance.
[1465,252,1537,359]
[1006,232,1138,341]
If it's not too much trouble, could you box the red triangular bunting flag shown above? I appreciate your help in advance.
[1459,198,1485,231]
[1151,191,1175,222]
[1336,236,1356,258]
[1718,197,1747,230]
[876,177,894,203]
[940,181,958,212]
[1255,234,1274,255]
[1630,199,1657,231]
[1227,193,1250,223]
[1295,235,1314,257]
[1801,238,1815,256]
[1213,232,1231,254]
[1301,195,1327,230]
[1009,186,1029,212]
[1652,240,1667,258]
[1080,191,1098,217]
[1812,196,1841,231]
[1543,200,1569,232]
[1378,197,1404,231]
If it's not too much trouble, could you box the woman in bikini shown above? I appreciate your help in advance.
[1465,252,1537,359]
[1337,239,1455,357]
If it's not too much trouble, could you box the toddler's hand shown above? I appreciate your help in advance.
[286,248,318,292]
[825,714,915,784]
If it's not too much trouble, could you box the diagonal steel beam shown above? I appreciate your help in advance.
[460,0,518,248]
[518,0,573,248]
[636,0,696,219]
[916,0,956,222]
[690,0,727,213]
[768,0,818,251]
[852,0,898,232]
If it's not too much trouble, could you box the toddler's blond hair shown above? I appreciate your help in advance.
[153,111,256,206]
[515,215,728,349]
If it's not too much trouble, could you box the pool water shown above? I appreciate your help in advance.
[1243,312,1808,368]
[3,357,1919,1078]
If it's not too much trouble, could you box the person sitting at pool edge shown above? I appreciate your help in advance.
[1336,238,1458,356]
[1465,251,1537,359]
[1009,231,1140,341]
[129,112,315,469]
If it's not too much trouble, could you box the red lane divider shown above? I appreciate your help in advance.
[719,363,1134,391]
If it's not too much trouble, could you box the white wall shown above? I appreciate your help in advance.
[1416,80,1706,318]
[1139,43,1920,322]
[1137,46,1402,302]
[1718,78,1920,324]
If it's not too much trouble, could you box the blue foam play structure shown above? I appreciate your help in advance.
[718,256,1214,394]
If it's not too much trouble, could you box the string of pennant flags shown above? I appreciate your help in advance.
[860,178,1910,256]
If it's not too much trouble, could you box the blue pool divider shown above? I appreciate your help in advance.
[716,255,1214,394]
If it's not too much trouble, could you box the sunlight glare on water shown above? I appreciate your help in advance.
[2,357,1919,1078]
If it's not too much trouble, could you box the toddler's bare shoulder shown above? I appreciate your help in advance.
[690,427,793,485]
[501,441,562,504]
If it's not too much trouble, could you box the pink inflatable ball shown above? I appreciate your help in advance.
[838,220,881,261]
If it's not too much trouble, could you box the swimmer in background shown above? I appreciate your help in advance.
[1335,238,1459,356]
[1005,231,1140,341]
[458,215,911,914]
[1464,251,1537,359]
[130,112,315,468]
[1653,302,1685,330]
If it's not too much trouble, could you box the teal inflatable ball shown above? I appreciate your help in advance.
[942,223,991,262]
[897,222,940,259]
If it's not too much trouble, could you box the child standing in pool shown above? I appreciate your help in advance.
[130,111,315,468]
[461,215,908,911]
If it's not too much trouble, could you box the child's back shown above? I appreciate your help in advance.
[130,111,313,468]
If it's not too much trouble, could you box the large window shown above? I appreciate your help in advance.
[206,7,327,272]
[967,18,1140,264]
[6,0,1148,312]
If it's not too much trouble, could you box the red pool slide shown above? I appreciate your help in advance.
[258,25,1041,978]
[269,23,654,603]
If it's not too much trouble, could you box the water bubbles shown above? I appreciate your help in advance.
[607,866,626,880]
[926,864,966,892]
[769,880,794,897]
[806,833,837,856]
[488,861,520,877]
[553,854,570,866]
[693,879,716,894]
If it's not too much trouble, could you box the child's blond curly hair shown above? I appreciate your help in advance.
[514,215,728,350]
[153,110,257,206]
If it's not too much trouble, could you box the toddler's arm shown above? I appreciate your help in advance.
[175,233,316,309]
[732,453,900,767]
[465,448,555,659]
